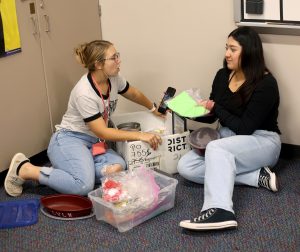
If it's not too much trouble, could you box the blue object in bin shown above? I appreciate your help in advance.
[0,198,40,229]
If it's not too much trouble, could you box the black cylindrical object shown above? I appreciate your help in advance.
[246,0,264,14]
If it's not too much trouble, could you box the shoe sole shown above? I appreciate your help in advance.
[4,153,27,197]
[269,171,278,192]
[264,167,278,192]
[179,220,238,230]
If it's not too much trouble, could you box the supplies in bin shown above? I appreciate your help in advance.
[101,167,160,213]
[144,126,169,136]
[88,170,178,232]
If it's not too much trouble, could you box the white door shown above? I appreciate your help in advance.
[36,0,102,128]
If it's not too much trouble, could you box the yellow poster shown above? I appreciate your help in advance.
[0,0,21,57]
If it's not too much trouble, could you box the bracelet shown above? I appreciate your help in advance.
[149,103,157,112]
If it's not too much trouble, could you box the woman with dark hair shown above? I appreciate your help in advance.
[178,27,281,231]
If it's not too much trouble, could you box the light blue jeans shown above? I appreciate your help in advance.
[177,127,281,213]
[39,130,126,195]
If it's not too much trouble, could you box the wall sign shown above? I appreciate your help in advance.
[0,0,21,57]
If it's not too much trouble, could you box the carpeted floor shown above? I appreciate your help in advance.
[0,158,300,252]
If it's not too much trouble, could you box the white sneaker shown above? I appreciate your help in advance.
[4,153,29,197]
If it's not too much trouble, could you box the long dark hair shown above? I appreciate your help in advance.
[223,27,269,103]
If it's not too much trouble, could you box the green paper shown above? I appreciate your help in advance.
[166,91,208,118]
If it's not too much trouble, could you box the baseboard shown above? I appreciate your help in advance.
[280,143,300,159]
[0,150,49,187]
[1,144,300,187]
[28,150,50,166]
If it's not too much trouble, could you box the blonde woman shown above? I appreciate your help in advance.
[5,40,162,197]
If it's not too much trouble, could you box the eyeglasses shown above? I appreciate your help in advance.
[102,52,120,62]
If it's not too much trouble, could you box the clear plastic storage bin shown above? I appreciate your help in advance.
[88,171,178,232]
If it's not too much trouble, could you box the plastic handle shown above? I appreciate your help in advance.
[44,14,50,32]
[30,17,38,35]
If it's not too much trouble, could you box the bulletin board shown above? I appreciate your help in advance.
[234,0,300,35]
[241,0,300,23]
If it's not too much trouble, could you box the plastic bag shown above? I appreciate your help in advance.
[101,167,160,213]
[185,88,202,102]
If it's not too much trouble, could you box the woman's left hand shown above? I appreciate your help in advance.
[197,99,215,111]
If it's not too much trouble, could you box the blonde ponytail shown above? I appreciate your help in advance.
[74,40,113,72]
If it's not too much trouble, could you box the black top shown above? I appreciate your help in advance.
[194,68,280,135]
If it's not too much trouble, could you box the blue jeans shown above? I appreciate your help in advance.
[177,127,281,213]
[39,130,126,195]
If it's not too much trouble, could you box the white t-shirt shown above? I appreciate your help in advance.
[56,73,129,137]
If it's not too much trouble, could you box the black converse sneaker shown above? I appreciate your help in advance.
[258,167,278,192]
[179,208,237,231]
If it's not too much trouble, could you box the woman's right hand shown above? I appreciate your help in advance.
[139,132,162,150]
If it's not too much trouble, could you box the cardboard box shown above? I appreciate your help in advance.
[111,111,191,174]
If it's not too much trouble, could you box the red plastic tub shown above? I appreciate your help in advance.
[40,194,93,218]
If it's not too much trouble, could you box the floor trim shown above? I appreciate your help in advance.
[280,143,300,159]
[1,144,300,186]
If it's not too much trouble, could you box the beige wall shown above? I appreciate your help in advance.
[100,0,300,145]
[261,34,300,145]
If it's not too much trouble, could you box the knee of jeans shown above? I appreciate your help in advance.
[69,181,94,196]
[218,127,235,138]
[177,157,186,176]
[119,159,127,170]
[205,140,218,152]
